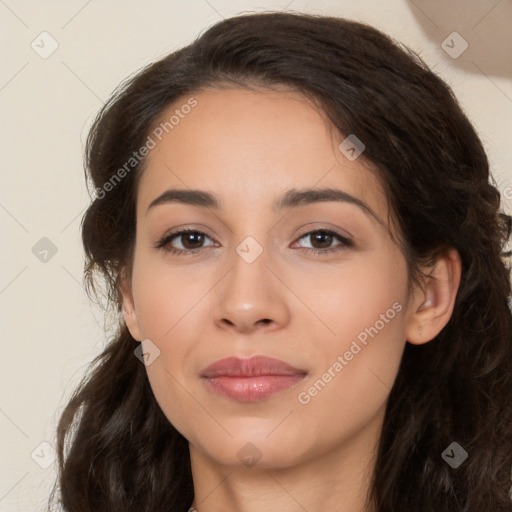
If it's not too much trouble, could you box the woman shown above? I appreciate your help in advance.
[48,11,512,512]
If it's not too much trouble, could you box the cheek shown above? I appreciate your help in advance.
[290,249,408,343]
[294,256,408,433]
[132,258,206,436]
[292,313,406,454]
[130,253,214,427]
[131,253,213,340]
[295,317,405,445]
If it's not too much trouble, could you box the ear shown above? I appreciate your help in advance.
[118,268,142,342]
[405,248,462,345]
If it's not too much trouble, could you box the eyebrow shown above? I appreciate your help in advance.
[146,187,380,221]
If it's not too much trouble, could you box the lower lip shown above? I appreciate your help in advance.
[203,375,306,402]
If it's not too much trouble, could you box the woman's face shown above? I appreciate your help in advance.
[121,86,418,470]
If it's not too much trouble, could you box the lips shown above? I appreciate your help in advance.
[201,356,308,402]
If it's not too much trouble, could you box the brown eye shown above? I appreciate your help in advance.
[155,229,215,254]
[308,231,335,249]
[295,229,353,255]
[177,231,206,250]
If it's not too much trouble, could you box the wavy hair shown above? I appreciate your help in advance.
[47,11,512,512]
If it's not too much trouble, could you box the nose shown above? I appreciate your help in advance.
[212,245,291,334]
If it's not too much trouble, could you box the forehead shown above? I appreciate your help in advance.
[137,86,389,221]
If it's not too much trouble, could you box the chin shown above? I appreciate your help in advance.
[191,423,308,470]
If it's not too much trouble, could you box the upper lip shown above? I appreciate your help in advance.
[201,356,307,378]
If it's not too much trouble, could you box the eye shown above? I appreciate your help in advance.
[293,229,353,255]
[154,227,353,256]
[154,228,216,255]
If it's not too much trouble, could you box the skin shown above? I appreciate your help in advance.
[120,86,461,512]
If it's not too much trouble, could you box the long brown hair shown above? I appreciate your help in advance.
[48,11,512,512]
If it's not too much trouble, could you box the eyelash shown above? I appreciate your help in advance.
[154,227,353,256]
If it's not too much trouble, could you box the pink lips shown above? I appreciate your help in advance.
[201,356,307,402]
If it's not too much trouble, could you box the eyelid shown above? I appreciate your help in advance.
[157,223,217,242]
[294,222,354,241]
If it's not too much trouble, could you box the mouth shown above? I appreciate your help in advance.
[201,355,308,402]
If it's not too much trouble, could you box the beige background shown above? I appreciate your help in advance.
[1,0,511,510]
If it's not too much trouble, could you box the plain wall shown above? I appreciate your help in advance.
[1,0,511,510]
